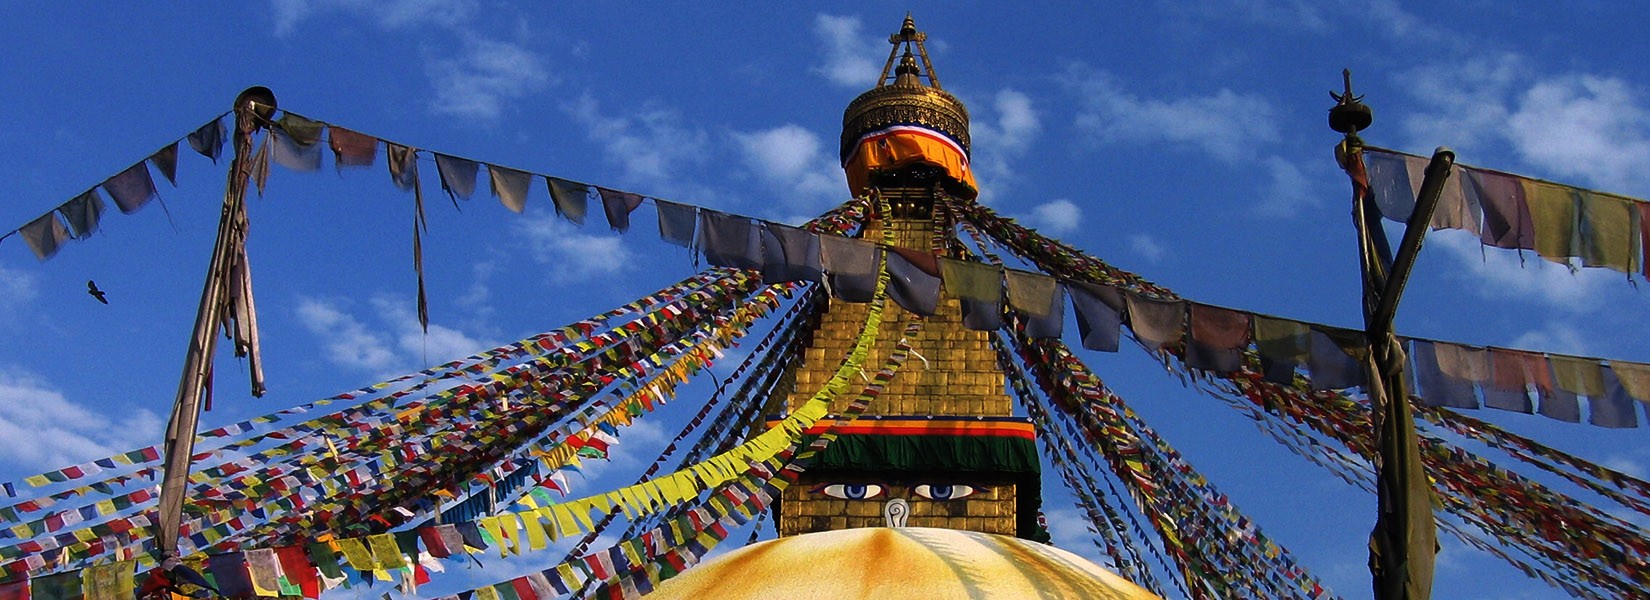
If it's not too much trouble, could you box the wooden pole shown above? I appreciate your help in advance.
[1331,70,1451,600]
[153,87,274,559]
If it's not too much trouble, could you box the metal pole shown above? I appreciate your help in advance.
[153,87,274,558]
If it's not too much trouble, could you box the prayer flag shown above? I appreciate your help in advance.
[1308,328,1366,391]
[327,126,377,168]
[489,165,533,213]
[1067,280,1123,351]
[819,235,880,303]
[1364,149,1415,221]
[435,154,479,201]
[885,248,940,316]
[759,223,823,283]
[1577,192,1636,273]
[188,117,227,163]
[1409,340,1475,407]
[149,143,179,186]
[698,210,762,269]
[102,162,156,214]
[1123,293,1185,353]
[547,177,590,225]
[1186,303,1250,372]
[59,190,105,239]
[271,119,323,172]
[1461,167,1534,250]
[387,143,419,192]
[655,200,697,248]
[598,187,645,232]
[938,257,1003,331]
[1591,367,1640,428]
[19,212,71,261]
[1522,179,1578,263]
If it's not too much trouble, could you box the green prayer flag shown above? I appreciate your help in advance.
[1522,179,1578,263]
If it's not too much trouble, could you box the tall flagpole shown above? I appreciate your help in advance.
[1331,70,1451,600]
[153,86,275,560]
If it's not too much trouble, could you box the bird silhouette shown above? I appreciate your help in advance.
[87,280,108,304]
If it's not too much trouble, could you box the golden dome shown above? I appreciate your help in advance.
[839,14,971,165]
[647,527,1162,599]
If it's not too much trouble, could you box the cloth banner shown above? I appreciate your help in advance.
[760,223,822,283]
[1463,167,1534,250]
[1067,280,1123,352]
[884,248,940,316]
[546,178,589,225]
[435,154,479,201]
[188,117,227,163]
[58,191,105,239]
[102,163,156,214]
[19,213,70,261]
[655,201,697,248]
[489,166,533,213]
[698,211,762,269]
[1186,303,1250,372]
[1124,293,1185,353]
[149,143,179,187]
[1307,328,1366,391]
[1253,315,1309,384]
[327,126,377,168]
[939,257,1002,331]
[1409,340,1476,408]
[819,235,880,302]
[598,188,645,233]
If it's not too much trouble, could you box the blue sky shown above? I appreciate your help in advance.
[2,2,1649,598]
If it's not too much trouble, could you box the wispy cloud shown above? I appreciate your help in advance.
[1018,199,1082,237]
[1130,233,1167,262]
[813,15,882,88]
[295,297,400,372]
[1431,233,1613,312]
[565,94,711,190]
[295,295,495,374]
[1065,64,1279,163]
[1401,57,1650,196]
[514,210,634,283]
[969,88,1043,187]
[427,38,553,121]
[1256,155,1323,216]
[0,369,164,472]
[270,0,477,37]
[0,261,38,321]
[731,124,844,214]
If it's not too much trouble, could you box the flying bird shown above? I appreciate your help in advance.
[87,280,108,304]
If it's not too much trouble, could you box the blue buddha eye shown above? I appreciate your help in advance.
[913,484,980,500]
[811,483,887,499]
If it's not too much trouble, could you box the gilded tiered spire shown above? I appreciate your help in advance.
[840,15,972,166]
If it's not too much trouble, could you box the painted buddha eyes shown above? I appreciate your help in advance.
[912,484,979,500]
[813,483,887,500]
[811,483,983,500]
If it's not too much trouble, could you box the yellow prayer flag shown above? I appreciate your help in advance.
[367,533,408,569]
[478,516,509,558]
[83,559,135,600]
[521,512,550,551]
[336,537,378,571]
[550,505,579,538]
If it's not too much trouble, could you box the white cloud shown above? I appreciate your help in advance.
[0,369,163,472]
[969,89,1043,186]
[1066,65,1279,163]
[1507,321,1593,357]
[1018,199,1082,237]
[515,211,634,282]
[0,261,38,317]
[1130,233,1167,263]
[427,37,552,121]
[296,295,497,374]
[295,297,399,371]
[566,95,710,188]
[270,0,476,37]
[732,124,844,213]
[1256,155,1322,216]
[813,15,883,88]
[1432,232,1613,312]
[1505,75,1650,194]
[1401,58,1650,196]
